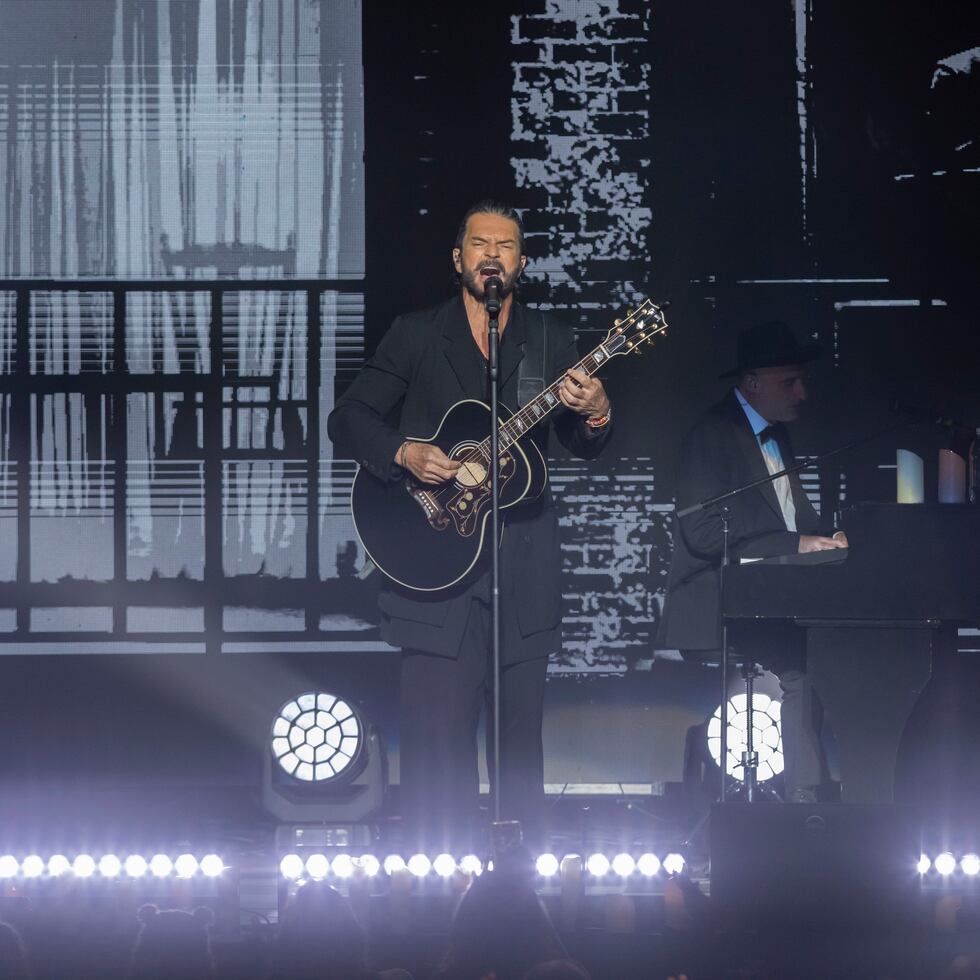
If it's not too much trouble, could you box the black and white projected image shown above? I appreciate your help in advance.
[0,0,368,653]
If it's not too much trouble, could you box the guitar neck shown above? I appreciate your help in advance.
[496,342,610,452]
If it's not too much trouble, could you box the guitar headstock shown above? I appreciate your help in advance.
[603,299,668,357]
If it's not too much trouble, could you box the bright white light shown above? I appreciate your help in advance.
[433,853,456,878]
[611,853,636,877]
[586,853,610,878]
[663,853,686,875]
[459,854,483,877]
[357,854,381,878]
[48,855,71,877]
[935,852,957,876]
[73,854,96,878]
[917,854,931,875]
[637,853,661,877]
[331,854,354,879]
[708,692,784,781]
[280,854,305,880]
[124,855,148,878]
[149,854,173,878]
[961,854,980,876]
[98,855,122,878]
[0,856,17,878]
[21,855,44,879]
[407,854,431,878]
[174,854,199,879]
[305,854,329,879]
[200,855,225,878]
[271,692,362,783]
[535,853,560,878]
[383,854,406,875]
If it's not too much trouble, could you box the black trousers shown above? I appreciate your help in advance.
[399,597,548,850]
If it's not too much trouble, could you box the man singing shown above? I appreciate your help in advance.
[659,320,847,802]
[328,201,612,847]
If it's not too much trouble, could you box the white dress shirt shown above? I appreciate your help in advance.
[735,388,797,532]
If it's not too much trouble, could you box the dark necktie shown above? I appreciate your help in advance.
[758,424,779,445]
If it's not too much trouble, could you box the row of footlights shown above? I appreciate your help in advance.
[920,853,980,876]
[279,852,687,881]
[0,854,226,879]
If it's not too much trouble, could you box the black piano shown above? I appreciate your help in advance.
[723,503,980,803]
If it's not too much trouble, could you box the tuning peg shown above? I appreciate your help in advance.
[614,318,621,326]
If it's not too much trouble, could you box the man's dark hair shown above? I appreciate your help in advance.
[453,199,526,255]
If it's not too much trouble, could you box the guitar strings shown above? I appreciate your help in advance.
[413,307,663,504]
[423,359,593,504]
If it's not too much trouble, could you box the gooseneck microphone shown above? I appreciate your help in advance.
[484,276,502,315]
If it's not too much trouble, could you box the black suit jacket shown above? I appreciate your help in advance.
[327,295,611,662]
[657,390,832,652]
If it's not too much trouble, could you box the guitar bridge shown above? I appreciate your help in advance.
[404,480,450,530]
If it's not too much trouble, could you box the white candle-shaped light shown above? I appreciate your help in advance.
[896,450,924,504]
[938,449,966,503]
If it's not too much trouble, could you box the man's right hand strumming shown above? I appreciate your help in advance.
[396,441,462,485]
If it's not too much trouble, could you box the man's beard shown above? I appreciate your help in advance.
[460,262,520,302]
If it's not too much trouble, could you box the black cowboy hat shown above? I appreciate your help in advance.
[719,320,822,379]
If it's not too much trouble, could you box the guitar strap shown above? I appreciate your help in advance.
[518,308,548,406]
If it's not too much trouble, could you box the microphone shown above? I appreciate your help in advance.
[484,276,502,315]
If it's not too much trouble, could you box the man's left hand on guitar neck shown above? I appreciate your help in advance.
[559,367,610,427]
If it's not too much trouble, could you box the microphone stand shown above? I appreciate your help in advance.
[484,279,504,828]
[676,415,917,806]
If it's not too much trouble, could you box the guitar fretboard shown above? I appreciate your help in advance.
[464,300,663,469]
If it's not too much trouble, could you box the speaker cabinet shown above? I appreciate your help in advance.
[710,803,921,929]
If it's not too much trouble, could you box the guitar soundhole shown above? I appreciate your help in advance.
[455,459,488,488]
[451,443,489,488]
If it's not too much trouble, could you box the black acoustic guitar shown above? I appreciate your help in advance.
[350,300,668,591]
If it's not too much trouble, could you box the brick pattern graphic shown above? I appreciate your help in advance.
[511,1,652,315]
[510,3,661,673]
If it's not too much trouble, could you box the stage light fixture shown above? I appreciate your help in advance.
[21,855,44,879]
[433,853,456,878]
[149,854,173,878]
[0,856,17,878]
[280,854,304,880]
[663,853,686,875]
[637,853,661,877]
[98,855,122,878]
[331,854,354,879]
[917,854,931,874]
[305,854,329,879]
[408,853,431,878]
[357,854,381,877]
[535,853,560,878]
[73,854,96,878]
[586,853,610,877]
[48,855,71,877]
[383,854,406,876]
[935,852,956,876]
[271,692,362,783]
[174,854,199,878]
[125,855,148,878]
[962,854,980,876]
[459,854,483,876]
[611,853,636,877]
[200,854,225,878]
[707,692,784,781]
[263,692,386,826]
